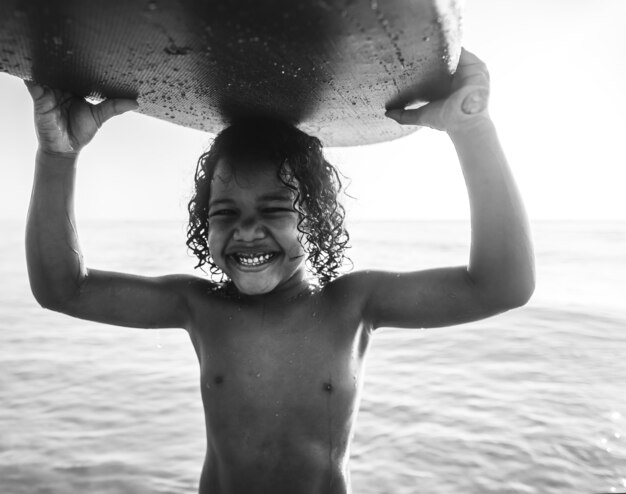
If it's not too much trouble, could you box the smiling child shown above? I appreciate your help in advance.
[25,49,535,494]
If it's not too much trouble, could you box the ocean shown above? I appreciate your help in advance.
[1,220,625,494]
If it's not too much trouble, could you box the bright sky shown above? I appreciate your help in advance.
[1,0,625,221]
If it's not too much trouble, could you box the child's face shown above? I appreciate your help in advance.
[207,157,307,296]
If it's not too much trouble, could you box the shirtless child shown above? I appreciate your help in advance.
[25,49,535,494]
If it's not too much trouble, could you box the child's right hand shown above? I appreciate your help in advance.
[25,81,138,156]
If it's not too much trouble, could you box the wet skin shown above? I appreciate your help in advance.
[26,49,534,494]
[188,277,371,494]
[27,147,530,493]
[190,158,371,493]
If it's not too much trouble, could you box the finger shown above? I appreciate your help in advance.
[27,86,60,114]
[385,108,412,124]
[386,108,426,126]
[23,80,45,100]
[455,62,490,87]
[459,47,483,65]
[92,98,139,126]
[460,87,489,115]
[461,70,490,86]
[385,101,441,127]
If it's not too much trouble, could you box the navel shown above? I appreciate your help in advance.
[322,382,333,393]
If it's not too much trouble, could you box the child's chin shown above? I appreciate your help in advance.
[232,278,278,296]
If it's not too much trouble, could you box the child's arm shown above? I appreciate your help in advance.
[25,84,196,329]
[358,49,535,329]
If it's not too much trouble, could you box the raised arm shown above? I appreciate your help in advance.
[362,49,535,330]
[25,83,194,329]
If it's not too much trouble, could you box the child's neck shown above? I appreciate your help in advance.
[226,272,316,304]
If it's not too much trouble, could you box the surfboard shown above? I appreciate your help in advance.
[0,0,462,146]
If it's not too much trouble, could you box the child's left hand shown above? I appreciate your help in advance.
[385,48,490,133]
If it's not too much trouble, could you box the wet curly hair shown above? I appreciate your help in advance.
[187,117,349,286]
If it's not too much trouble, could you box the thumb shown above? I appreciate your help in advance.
[385,100,445,130]
[92,98,139,126]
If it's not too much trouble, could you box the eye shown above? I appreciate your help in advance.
[262,207,295,215]
[208,208,236,218]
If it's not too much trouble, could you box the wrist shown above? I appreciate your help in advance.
[36,148,79,168]
[447,114,494,141]
[37,147,79,160]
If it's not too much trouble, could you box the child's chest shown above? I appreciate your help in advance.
[190,294,370,434]
[200,298,366,387]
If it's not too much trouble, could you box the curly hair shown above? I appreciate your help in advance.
[187,117,349,286]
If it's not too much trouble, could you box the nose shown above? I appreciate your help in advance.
[232,214,266,242]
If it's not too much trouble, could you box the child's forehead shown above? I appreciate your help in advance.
[211,157,296,193]
[214,156,278,174]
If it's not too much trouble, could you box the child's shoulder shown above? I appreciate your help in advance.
[176,275,239,299]
[161,274,231,304]
[320,269,384,300]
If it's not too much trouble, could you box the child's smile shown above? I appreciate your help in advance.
[207,157,308,296]
[231,251,278,267]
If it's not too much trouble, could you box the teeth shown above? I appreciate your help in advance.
[234,252,275,266]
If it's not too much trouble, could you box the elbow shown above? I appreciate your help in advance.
[472,266,535,314]
[30,285,67,312]
[489,276,536,313]
[27,263,87,313]
[513,265,537,308]
[505,281,535,310]
[28,278,79,313]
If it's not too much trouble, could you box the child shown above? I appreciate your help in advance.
[25,49,535,494]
